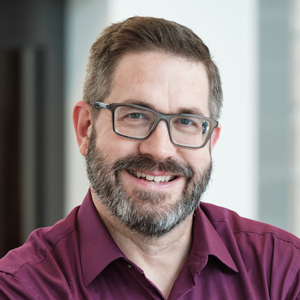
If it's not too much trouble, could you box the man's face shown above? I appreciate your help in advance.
[86,51,217,238]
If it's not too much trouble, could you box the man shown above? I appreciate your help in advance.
[0,16,300,299]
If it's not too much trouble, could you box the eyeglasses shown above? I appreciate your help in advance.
[90,101,218,149]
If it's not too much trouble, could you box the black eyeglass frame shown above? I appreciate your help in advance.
[90,101,219,149]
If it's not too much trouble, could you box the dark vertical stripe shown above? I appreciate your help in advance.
[0,50,21,257]
[34,48,46,228]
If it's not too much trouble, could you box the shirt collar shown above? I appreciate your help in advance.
[192,204,238,273]
[78,190,238,286]
[78,190,124,286]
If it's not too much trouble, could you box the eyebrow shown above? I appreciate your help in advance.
[176,107,205,116]
[121,99,206,116]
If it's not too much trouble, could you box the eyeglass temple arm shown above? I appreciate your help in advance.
[91,101,110,109]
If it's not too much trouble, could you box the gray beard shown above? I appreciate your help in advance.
[86,126,212,238]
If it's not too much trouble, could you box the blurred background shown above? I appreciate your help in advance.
[0,0,299,258]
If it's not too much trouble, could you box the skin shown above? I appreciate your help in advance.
[73,51,221,299]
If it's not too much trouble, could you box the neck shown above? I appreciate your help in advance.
[91,190,194,299]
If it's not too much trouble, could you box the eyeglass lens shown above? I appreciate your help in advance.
[114,105,211,147]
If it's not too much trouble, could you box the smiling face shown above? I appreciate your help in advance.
[85,51,220,237]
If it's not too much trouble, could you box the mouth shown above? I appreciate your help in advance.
[127,169,178,184]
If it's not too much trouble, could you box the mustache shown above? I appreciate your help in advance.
[113,154,194,178]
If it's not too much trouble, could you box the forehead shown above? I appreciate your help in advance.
[107,51,210,116]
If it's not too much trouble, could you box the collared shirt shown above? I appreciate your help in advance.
[0,190,300,299]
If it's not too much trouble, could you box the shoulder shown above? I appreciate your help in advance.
[0,206,80,299]
[200,202,300,298]
[200,201,300,248]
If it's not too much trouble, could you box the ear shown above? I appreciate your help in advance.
[210,123,221,151]
[73,101,92,156]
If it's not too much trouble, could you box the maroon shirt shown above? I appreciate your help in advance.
[0,190,300,299]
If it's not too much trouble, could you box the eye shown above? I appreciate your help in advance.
[202,121,209,134]
[178,118,193,126]
[128,113,144,119]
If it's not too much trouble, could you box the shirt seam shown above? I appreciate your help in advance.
[209,219,300,251]
[11,228,78,276]
[0,270,20,280]
[232,231,300,251]
[34,228,79,265]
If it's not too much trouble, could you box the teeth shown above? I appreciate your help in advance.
[129,170,175,183]
[146,175,154,180]
[154,176,161,183]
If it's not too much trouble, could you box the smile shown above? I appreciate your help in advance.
[127,170,177,183]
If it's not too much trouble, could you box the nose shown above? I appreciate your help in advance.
[138,120,177,161]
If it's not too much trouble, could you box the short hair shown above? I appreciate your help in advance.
[83,16,223,119]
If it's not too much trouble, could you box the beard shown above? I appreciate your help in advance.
[86,126,212,239]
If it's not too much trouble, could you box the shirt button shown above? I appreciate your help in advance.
[127,263,133,269]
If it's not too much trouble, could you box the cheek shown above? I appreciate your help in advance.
[96,129,140,159]
[93,114,142,160]
[181,147,211,173]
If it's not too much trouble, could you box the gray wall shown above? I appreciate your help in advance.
[258,0,291,230]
